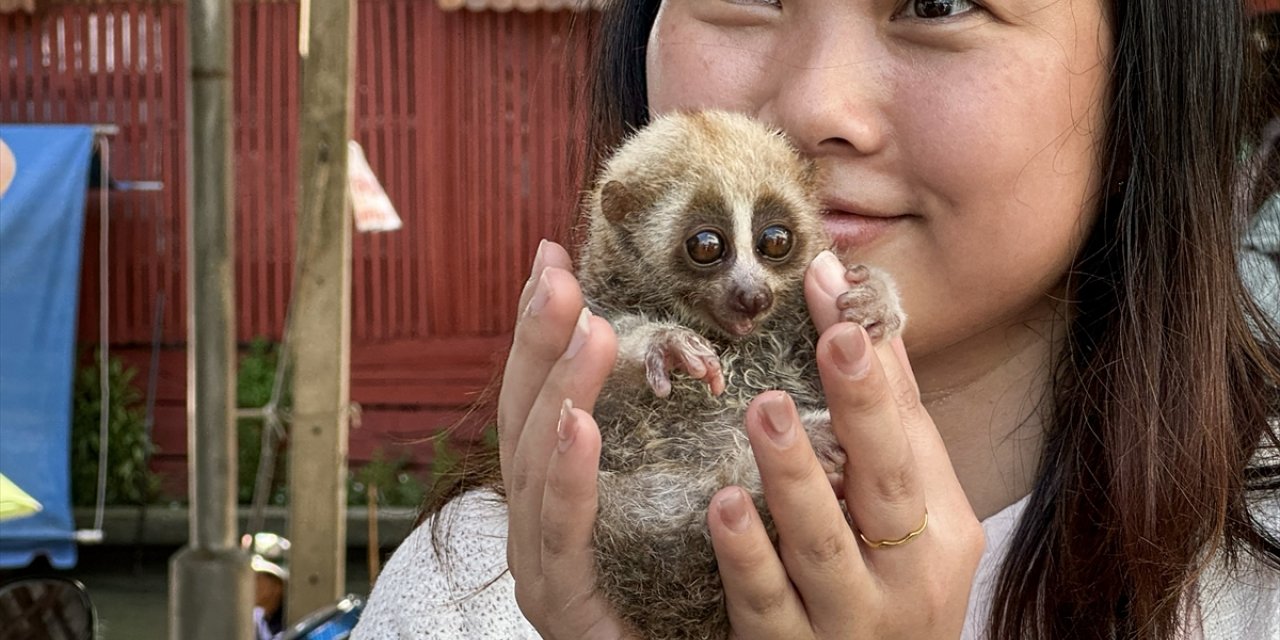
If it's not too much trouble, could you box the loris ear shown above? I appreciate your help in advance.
[600,180,657,224]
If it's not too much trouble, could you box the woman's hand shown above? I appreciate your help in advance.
[707,251,987,639]
[496,240,635,639]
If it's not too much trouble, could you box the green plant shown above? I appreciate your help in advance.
[237,338,288,505]
[349,449,427,507]
[70,351,159,506]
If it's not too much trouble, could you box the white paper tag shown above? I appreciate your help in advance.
[348,140,402,233]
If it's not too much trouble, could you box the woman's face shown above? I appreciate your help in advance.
[647,0,1112,367]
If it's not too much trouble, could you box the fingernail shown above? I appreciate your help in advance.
[718,488,750,533]
[831,324,871,378]
[528,239,548,280]
[563,307,592,359]
[812,250,847,298]
[523,272,552,319]
[557,399,576,453]
[760,392,795,445]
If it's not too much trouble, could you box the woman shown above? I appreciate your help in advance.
[354,1,1280,637]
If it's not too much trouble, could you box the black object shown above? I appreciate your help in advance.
[0,577,96,640]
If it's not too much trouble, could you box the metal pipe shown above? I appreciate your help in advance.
[168,0,252,637]
[93,135,110,537]
[186,0,236,556]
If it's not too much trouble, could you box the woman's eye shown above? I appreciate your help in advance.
[686,230,727,265]
[756,225,793,260]
[899,0,977,19]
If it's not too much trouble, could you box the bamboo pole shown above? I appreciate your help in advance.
[286,0,356,622]
[367,483,380,587]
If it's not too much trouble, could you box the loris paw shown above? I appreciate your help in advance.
[837,264,906,342]
[645,328,725,398]
[800,410,847,474]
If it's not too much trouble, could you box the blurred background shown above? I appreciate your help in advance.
[0,0,601,636]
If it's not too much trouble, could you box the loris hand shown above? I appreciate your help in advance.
[705,251,985,639]
[641,327,725,398]
[497,240,637,639]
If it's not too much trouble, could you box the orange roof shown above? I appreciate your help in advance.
[0,0,33,13]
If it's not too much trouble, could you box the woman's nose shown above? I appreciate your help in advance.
[756,26,891,160]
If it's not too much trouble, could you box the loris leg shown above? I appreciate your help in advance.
[837,264,906,342]
[614,319,725,398]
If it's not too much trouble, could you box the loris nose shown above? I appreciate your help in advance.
[731,288,773,318]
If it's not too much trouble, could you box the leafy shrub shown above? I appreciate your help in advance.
[70,352,159,506]
[349,449,427,507]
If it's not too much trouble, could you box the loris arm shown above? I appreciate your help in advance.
[606,312,726,398]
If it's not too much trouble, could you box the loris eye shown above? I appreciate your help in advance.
[686,230,726,265]
[756,225,793,260]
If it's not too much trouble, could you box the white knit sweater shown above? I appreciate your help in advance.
[352,488,1280,639]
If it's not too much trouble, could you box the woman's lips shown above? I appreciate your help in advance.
[822,210,907,248]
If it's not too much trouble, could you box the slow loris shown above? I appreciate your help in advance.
[578,110,904,640]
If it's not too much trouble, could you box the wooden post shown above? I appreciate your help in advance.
[367,483,380,587]
[287,0,356,622]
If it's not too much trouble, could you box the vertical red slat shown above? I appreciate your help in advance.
[507,15,524,330]
[423,4,444,337]
[457,8,472,336]
[409,4,420,337]
[252,0,269,339]
[281,0,299,341]
[491,15,506,334]
[381,0,397,340]
[123,5,144,336]
[1,13,12,121]
[264,0,280,338]
[38,12,51,122]
[271,0,287,338]
[374,0,386,342]
[114,6,141,344]
[254,0,269,339]
[245,0,257,340]
[477,13,492,334]
[481,15,496,334]
[394,0,413,338]
[369,0,388,341]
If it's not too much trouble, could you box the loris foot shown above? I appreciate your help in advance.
[645,328,725,398]
[837,264,906,342]
[800,409,847,474]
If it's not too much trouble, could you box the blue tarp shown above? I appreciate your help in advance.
[0,125,94,569]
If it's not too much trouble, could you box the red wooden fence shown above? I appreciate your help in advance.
[1,0,595,493]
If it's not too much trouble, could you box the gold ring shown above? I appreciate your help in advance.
[858,510,928,549]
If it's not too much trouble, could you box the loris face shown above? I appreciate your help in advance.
[664,186,818,339]
[587,110,828,340]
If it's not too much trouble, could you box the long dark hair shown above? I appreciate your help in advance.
[987,1,1280,637]
[424,2,1280,637]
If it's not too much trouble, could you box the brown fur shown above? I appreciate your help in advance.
[579,110,904,639]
